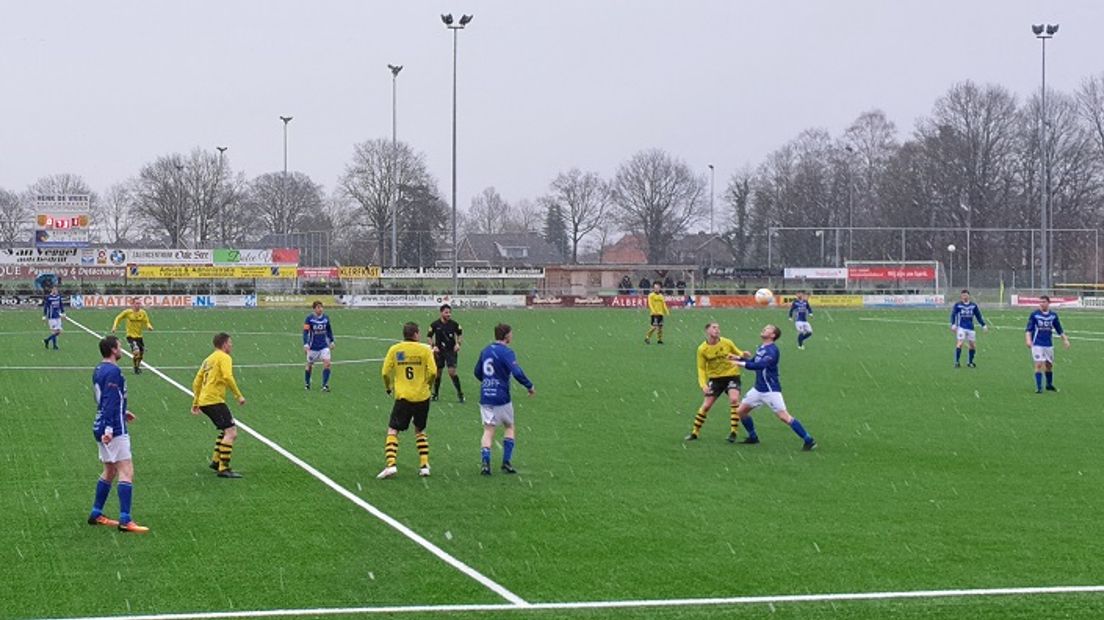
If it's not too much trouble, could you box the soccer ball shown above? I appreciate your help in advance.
[754,288,774,305]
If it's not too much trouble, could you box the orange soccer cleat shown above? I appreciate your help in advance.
[88,514,119,527]
[117,521,150,534]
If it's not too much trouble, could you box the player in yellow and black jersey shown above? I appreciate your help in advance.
[644,282,669,344]
[377,322,438,480]
[111,299,154,374]
[191,333,247,478]
[685,322,749,443]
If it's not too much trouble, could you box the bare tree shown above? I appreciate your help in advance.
[248,172,325,236]
[505,197,540,233]
[0,187,27,246]
[98,182,136,244]
[467,186,511,235]
[133,154,191,247]
[1077,72,1104,159]
[610,149,706,263]
[544,168,609,263]
[720,170,754,265]
[339,138,434,264]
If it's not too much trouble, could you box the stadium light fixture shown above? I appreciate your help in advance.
[443,12,474,295]
[1032,23,1058,291]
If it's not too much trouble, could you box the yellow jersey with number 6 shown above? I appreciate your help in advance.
[382,341,438,402]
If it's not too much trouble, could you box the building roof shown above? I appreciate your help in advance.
[457,232,564,267]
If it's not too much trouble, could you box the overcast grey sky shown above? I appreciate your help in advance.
[1,1,1101,213]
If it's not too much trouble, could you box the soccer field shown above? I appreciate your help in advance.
[4,306,1104,620]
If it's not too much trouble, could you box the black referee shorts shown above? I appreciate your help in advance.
[200,403,236,430]
[435,349,458,369]
[388,398,430,432]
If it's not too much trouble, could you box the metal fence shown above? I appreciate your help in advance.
[768,226,1100,289]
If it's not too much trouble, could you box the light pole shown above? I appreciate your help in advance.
[214,146,228,246]
[279,116,293,176]
[707,164,715,234]
[442,13,472,295]
[1033,23,1058,291]
[388,64,403,268]
[844,145,855,261]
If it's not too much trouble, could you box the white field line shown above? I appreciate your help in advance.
[63,316,528,608]
[36,584,1104,620]
[858,317,1104,342]
[0,358,385,371]
[153,330,398,343]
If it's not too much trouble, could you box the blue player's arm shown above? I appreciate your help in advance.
[1053,314,1065,335]
[974,305,987,327]
[950,304,959,327]
[788,303,795,319]
[473,354,484,381]
[742,351,777,371]
[806,302,812,315]
[326,320,334,344]
[60,296,65,315]
[43,297,49,317]
[504,349,534,390]
[302,318,310,345]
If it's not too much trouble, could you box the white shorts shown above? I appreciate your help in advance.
[480,403,515,427]
[956,328,976,343]
[48,318,63,331]
[795,321,812,335]
[1031,346,1054,363]
[306,347,331,364]
[97,434,132,463]
[742,388,788,413]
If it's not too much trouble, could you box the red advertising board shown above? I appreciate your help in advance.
[847,266,935,281]
[297,267,339,279]
[272,248,301,265]
[698,295,763,308]
[607,295,689,308]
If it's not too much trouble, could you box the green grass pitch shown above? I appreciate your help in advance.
[3,306,1104,619]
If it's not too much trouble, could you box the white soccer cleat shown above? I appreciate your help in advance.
[376,466,398,479]
[418,465,431,477]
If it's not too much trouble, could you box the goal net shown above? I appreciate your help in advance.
[844,260,945,294]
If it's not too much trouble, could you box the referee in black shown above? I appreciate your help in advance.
[428,304,464,403]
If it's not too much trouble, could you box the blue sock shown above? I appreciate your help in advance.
[91,478,112,516]
[955,348,961,363]
[305,369,311,386]
[968,349,975,364]
[1045,371,1053,387]
[741,415,758,439]
[790,418,812,443]
[503,438,515,464]
[117,481,133,524]
[481,447,491,466]
[322,368,331,387]
[1035,372,1043,390]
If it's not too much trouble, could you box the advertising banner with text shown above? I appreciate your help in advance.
[297,267,340,279]
[128,265,297,279]
[1010,295,1081,308]
[1,247,82,265]
[81,248,214,266]
[847,266,936,281]
[779,294,864,307]
[339,266,382,279]
[0,265,125,281]
[259,294,340,308]
[71,294,197,309]
[784,267,849,280]
[862,294,945,307]
[339,294,527,308]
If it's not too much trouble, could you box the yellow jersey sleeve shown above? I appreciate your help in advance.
[381,344,397,392]
[696,343,709,388]
[221,354,243,400]
[191,364,204,408]
[112,310,128,331]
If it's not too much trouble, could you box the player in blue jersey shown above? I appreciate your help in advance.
[730,324,816,451]
[42,286,65,349]
[303,301,335,391]
[788,292,814,349]
[474,323,535,475]
[89,336,149,533]
[950,289,988,368]
[1025,295,1070,393]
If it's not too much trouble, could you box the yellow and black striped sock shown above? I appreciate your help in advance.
[645,327,655,340]
[657,327,664,343]
[730,405,740,436]
[211,431,225,464]
[691,407,708,437]
[415,432,429,467]
[384,435,398,467]
[217,441,234,472]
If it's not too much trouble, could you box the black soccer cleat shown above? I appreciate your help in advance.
[741,436,760,445]
[209,460,219,471]
[1046,385,1058,392]
[684,433,699,441]
[480,465,492,476]
[305,384,311,391]
[954,363,961,368]
[217,469,243,479]
[1036,388,1043,394]
[644,338,650,345]
[802,440,817,452]
[43,338,49,349]
[967,362,976,368]
[322,385,330,393]
[501,462,517,474]
[726,432,738,444]
[134,367,143,375]
[657,340,664,345]
[458,394,465,404]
